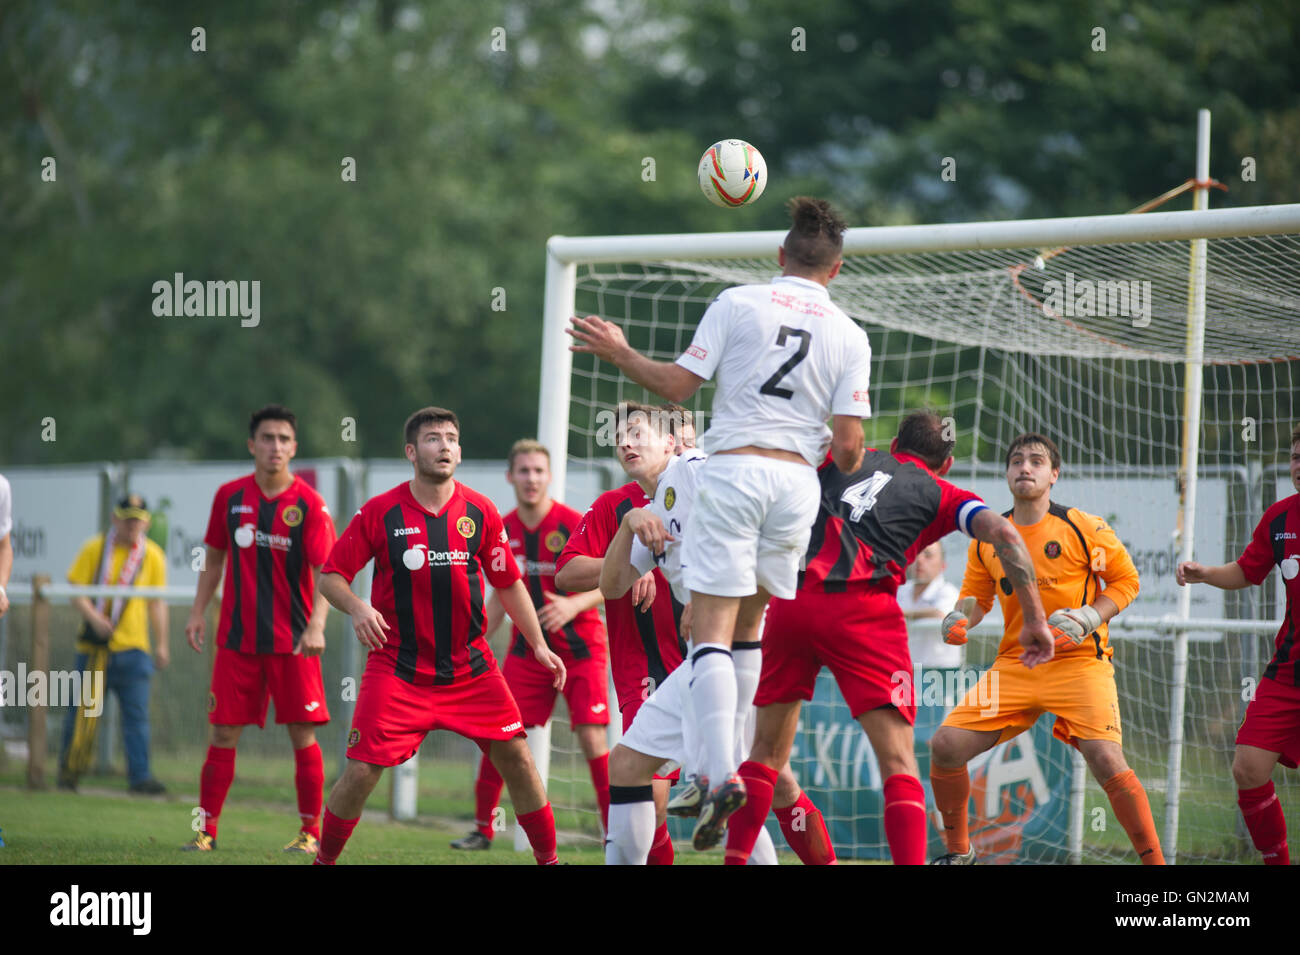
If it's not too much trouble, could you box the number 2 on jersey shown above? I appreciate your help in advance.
[841,471,892,522]
[759,326,811,399]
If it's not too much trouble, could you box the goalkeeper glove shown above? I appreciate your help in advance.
[942,596,978,646]
[1047,605,1104,648]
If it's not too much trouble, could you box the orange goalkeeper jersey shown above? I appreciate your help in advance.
[959,501,1140,664]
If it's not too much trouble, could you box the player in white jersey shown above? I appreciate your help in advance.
[600,432,799,864]
[570,197,872,848]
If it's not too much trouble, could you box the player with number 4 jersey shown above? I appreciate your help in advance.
[570,197,874,849]
[724,411,1053,865]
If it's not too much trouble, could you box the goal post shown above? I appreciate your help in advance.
[538,201,1300,862]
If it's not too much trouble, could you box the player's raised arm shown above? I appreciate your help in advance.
[1177,560,1251,589]
[497,578,567,691]
[568,315,705,403]
[968,507,1053,666]
[830,415,865,474]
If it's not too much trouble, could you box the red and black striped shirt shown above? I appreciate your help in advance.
[324,481,519,686]
[1238,493,1300,686]
[802,450,986,594]
[504,503,606,664]
[204,473,336,655]
[556,482,686,710]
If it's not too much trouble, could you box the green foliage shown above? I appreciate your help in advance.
[2,0,1296,463]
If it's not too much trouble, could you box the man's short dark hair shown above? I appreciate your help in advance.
[1006,432,1062,472]
[782,197,847,270]
[1291,422,1300,447]
[249,404,296,438]
[405,407,460,446]
[895,410,953,472]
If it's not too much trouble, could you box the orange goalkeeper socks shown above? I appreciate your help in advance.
[929,764,971,855]
[1103,769,1165,865]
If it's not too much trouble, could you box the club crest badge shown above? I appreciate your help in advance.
[457,516,476,539]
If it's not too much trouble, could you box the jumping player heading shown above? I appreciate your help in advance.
[570,197,875,848]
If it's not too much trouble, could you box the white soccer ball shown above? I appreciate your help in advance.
[698,139,767,208]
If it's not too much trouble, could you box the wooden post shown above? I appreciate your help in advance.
[28,574,50,789]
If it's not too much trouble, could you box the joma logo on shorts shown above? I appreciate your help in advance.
[500,721,523,733]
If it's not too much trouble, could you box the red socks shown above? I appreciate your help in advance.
[589,753,611,835]
[294,743,325,839]
[725,760,778,865]
[517,803,559,865]
[199,745,236,839]
[474,754,506,840]
[775,791,837,865]
[1238,781,1290,865]
[882,774,927,865]
[647,822,674,865]
[315,807,358,865]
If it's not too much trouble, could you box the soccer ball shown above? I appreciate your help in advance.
[698,139,767,208]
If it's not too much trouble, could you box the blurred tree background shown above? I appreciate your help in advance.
[2,0,1297,464]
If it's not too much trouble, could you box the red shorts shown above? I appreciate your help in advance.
[347,657,525,767]
[1237,676,1300,768]
[208,645,330,727]
[755,586,915,724]
[503,652,609,727]
[620,695,680,782]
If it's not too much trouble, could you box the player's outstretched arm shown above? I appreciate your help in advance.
[567,315,705,403]
[555,554,601,594]
[498,578,567,690]
[970,509,1053,667]
[537,588,603,634]
[1176,560,1250,590]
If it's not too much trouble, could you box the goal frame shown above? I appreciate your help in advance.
[538,199,1300,862]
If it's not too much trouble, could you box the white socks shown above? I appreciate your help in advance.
[690,643,737,786]
[605,786,655,864]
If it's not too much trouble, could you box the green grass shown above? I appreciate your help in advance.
[0,753,731,865]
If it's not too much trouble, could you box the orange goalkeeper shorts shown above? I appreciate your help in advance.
[940,653,1123,747]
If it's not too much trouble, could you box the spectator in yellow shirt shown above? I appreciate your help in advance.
[61,495,169,794]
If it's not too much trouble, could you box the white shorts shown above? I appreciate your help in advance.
[681,455,820,600]
[619,656,756,776]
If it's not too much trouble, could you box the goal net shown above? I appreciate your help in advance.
[540,203,1300,863]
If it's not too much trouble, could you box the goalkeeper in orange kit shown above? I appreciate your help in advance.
[928,433,1164,865]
